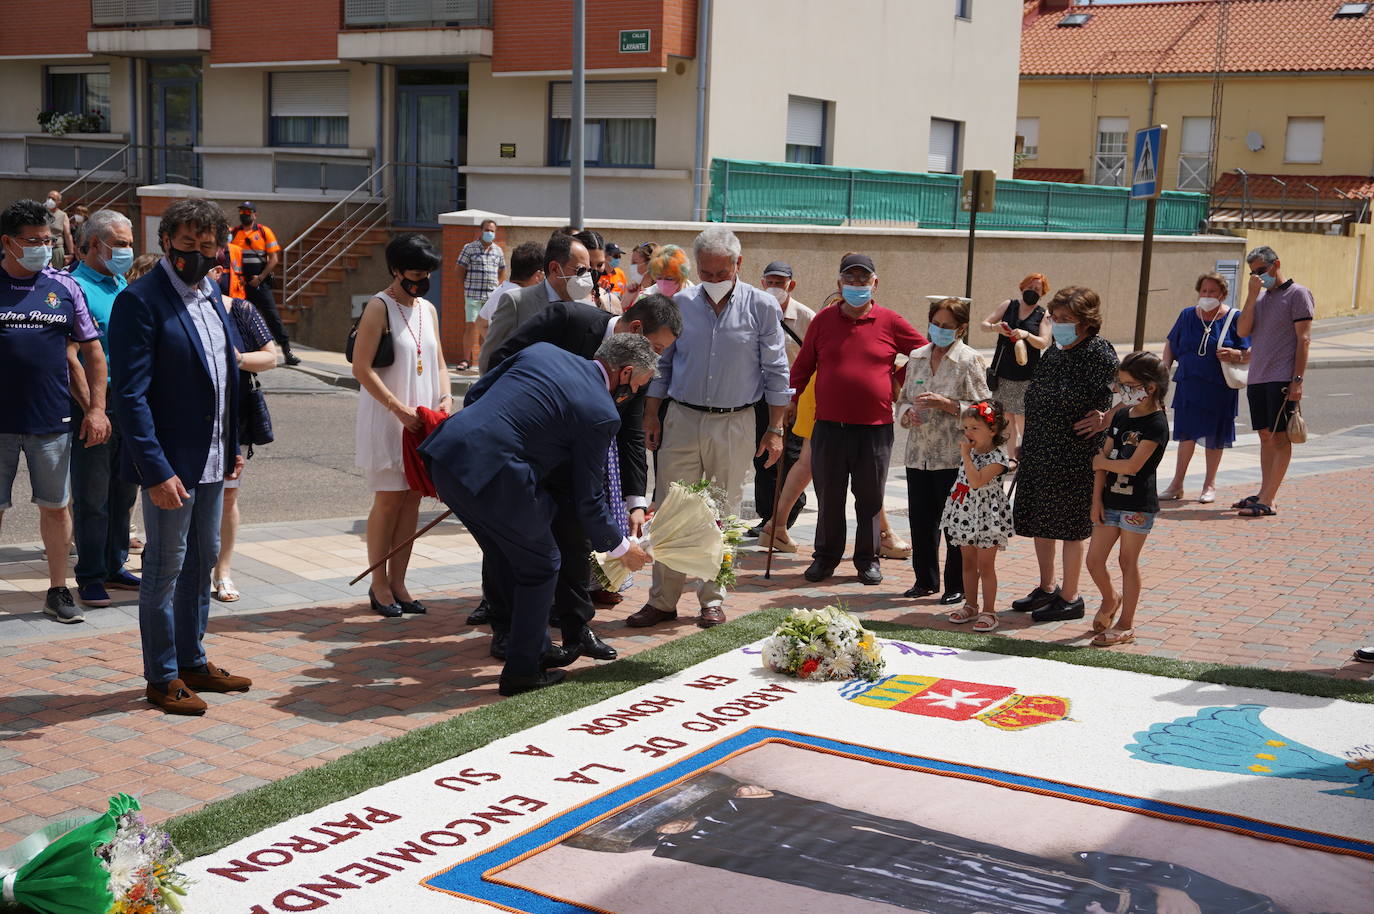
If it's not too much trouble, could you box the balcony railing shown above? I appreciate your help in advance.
[91,0,208,27]
[343,0,492,28]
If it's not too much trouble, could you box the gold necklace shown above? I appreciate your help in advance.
[395,297,423,376]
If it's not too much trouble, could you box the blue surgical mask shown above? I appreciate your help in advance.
[1258,272,1276,290]
[103,245,134,276]
[480,230,496,244]
[13,242,52,272]
[1051,320,1080,348]
[841,285,873,307]
[609,257,621,269]
[928,324,957,348]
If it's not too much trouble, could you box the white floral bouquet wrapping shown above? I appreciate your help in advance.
[597,480,745,591]
[760,606,886,681]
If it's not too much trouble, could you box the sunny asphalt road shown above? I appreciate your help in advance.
[0,365,1370,546]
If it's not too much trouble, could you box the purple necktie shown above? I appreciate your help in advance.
[607,443,630,536]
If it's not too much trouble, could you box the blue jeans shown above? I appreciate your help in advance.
[70,410,138,585]
[139,481,224,685]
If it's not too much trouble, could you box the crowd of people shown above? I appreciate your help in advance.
[0,188,1344,710]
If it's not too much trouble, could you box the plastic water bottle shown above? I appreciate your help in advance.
[911,378,929,424]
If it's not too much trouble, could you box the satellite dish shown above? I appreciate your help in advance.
[1246,131,1265,152]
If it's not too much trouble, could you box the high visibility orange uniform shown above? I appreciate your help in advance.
[229,221,280,277]
[222,241,247,300]
[600,266,627,296]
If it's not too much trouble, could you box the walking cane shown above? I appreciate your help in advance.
[349,509,452,586]
[763,439,788,580]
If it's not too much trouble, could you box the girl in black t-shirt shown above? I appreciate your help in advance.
[1087,352,1171,647]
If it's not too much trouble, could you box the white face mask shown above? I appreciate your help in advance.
[44,198,57,211]
[627,263,643,284]
[701,278,734,302]
[1119,386,1148,407]
[765,286,788,306]
[565,272,596,302]
[1196,296,1222,314]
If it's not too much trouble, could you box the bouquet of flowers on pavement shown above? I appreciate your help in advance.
[761,605,886,681]
[597,480,746,592]
[0,794,191,914]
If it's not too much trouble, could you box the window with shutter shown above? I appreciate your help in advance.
[1015,117,1039,158]
[1094,116,1129,186]
[1284,117,1323,164]
[1177,116,1212,191]
[270,71,349,147]
[928,118,959,174]
[548,80,656,167]
[785,96,827,165]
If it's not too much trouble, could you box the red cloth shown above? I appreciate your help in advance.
[402,406,450,497]
[790,304,927,425]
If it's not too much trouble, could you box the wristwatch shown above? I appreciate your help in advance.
[1291,375,1304,383]
[766,426,785,436]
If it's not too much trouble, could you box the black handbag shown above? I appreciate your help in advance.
[345,299,394,367]
[986,339,1003,392]
[240,373,274,448]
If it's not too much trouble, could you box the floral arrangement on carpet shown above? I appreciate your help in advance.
[0,794,191,914]
[761,606,886,681]
[596,479,746,591]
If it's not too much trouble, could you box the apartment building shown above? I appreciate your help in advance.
[0,0,1020,226]
[1016,0,1374,230]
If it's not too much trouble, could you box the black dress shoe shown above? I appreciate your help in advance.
[938,591,964,606]
[490,635,576,669]
[466,599,491,626]
[1354,647,1374,663]
[369,589,402,618]
[857,565,883,586]
[1032,594,1086,623]
[566,627,617,661]
[743,523,765,538]
[489,631,509,659]
[283,348,302,367]
[803,560,836,583]
[498,669,567,697]
[1011,586,1060,613]
[399,599,426,615]
[903,585,938,598]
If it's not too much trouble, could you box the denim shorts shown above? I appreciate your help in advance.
[1101,507,1156,534]
[0,432,73,510]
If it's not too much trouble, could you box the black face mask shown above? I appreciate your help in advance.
[239,213,253,226]
[400,276,430,298]
[1022,289,1041,306]
[168,247,215,286]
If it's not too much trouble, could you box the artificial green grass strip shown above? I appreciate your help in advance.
[165,607,1372,858]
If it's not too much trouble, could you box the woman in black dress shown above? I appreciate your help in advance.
[1012,286,1119,622]
[979,272,1052,454]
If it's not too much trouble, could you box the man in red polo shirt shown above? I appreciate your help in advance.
[789,253,925,586]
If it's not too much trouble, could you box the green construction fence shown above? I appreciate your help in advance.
[707,159,1209,236]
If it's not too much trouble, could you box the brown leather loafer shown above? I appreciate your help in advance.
[591,589,624,607]
[698,605,727,628]
[179,661,252,693]
[625,604,677,628]
[146,678,207,716]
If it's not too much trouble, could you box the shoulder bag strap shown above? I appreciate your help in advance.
[1218,304,1238,345]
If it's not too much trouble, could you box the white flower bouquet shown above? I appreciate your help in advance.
[760,606,886,681]
[597,480,745,591]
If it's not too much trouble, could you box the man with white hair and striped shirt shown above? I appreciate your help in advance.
[69,208,142,609]
[630,226,790,630]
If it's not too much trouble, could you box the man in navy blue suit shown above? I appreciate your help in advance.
[109,199,250,716]
[420,335,655,696]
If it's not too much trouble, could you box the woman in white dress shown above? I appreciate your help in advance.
[352,234,451,618]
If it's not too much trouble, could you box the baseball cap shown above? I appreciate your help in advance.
[239,201,256,212]
[762,261,793,278]
[839,253,876,275]
[605,242,624,257]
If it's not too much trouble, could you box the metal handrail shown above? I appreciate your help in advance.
[57,141,131,197]
[280,160,393,307]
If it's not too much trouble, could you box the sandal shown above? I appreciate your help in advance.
[758,531,799,554]
[1232,494,1260,509]
[1091,597,1120,633]
[1092,628,1135,647]
[1237,502,1276,517]
[212,578,240,603]
[948,604,980,624]
[455,360,471,371]
[972,612,999,633]
[879,530,913,560]
[1198,486,1216,504]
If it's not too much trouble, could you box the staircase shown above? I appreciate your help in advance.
[59,142,140,227]
[274,224,391,327]
[277,161,393,328]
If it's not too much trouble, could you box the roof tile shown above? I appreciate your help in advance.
[1211,171,1374,199]
[1022,0,1374,76]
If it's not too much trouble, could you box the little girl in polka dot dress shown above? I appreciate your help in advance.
[940,400,1014,632]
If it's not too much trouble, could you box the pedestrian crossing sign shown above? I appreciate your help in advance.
[1131,125,1167,199]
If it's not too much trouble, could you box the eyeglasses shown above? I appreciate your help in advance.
[14,235,54,246]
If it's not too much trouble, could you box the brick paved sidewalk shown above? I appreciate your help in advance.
[1,459,1371,845]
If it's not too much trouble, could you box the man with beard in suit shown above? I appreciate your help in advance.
[484,293,681,660]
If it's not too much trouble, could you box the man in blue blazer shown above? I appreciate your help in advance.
[419,336,655,696]
[109,199,249,716]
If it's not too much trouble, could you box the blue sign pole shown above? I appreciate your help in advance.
[1132,124,1167,349]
